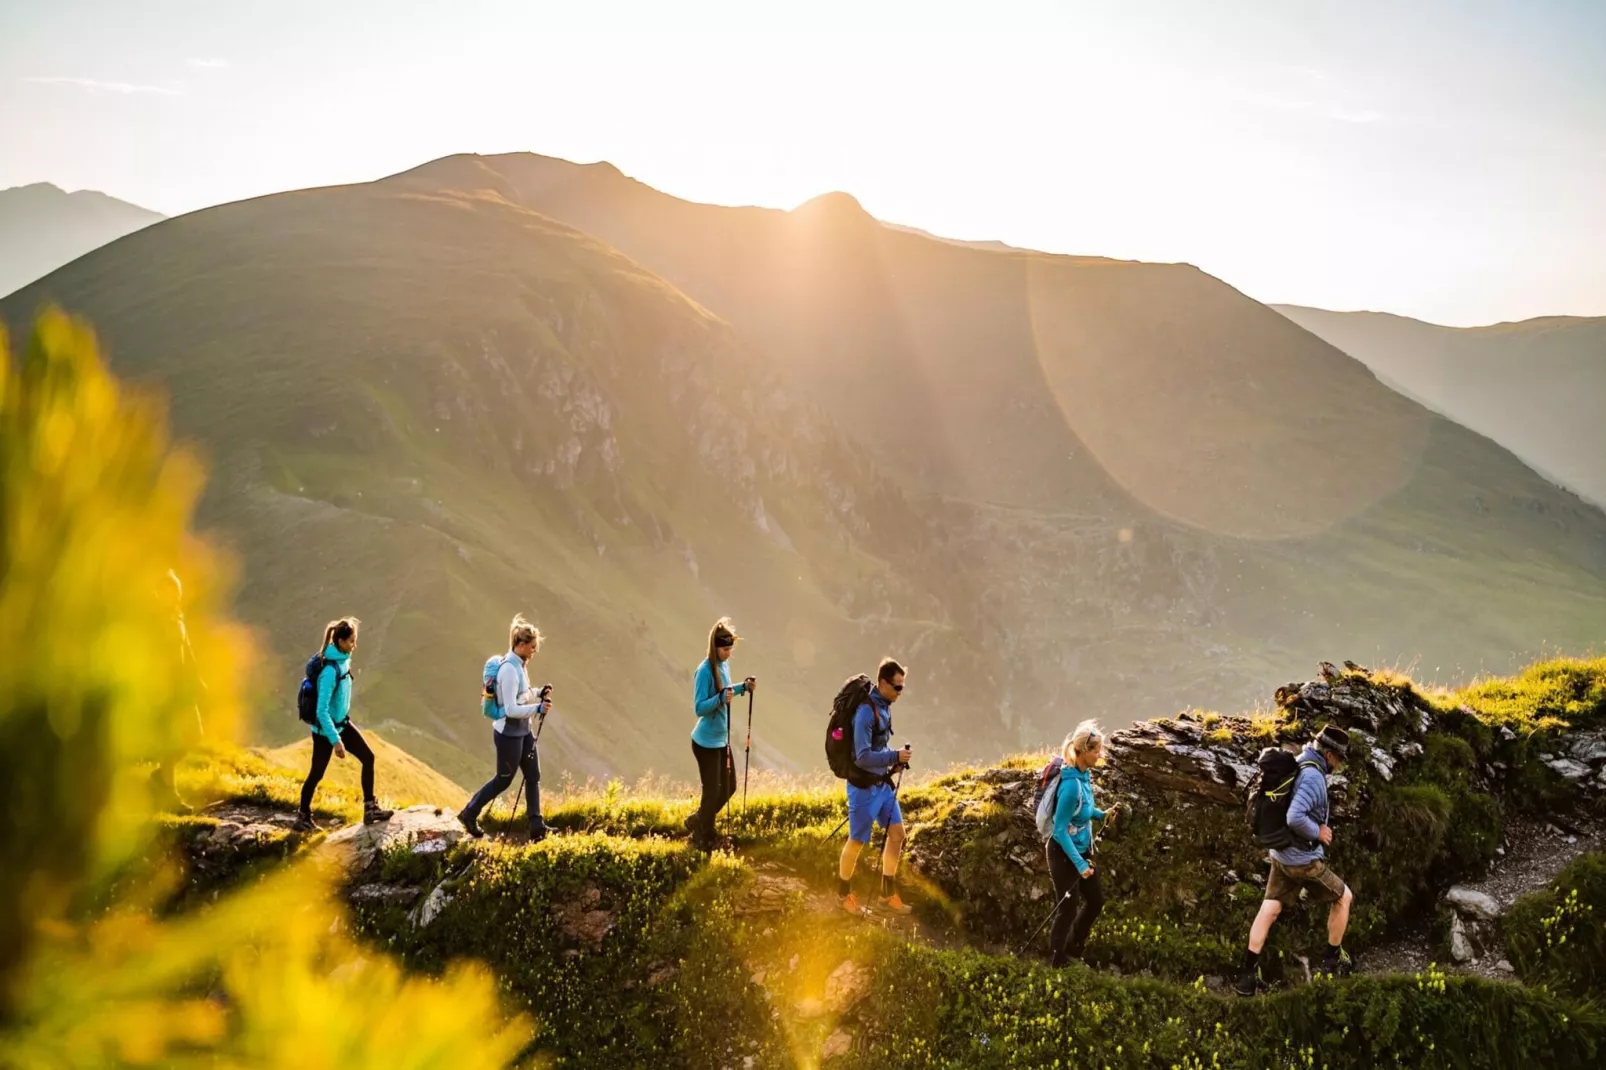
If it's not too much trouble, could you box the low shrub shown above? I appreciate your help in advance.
[1504,850,1606,1001]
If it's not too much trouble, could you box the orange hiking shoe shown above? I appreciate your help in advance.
[839,892,864,916]
[876,892,913,916]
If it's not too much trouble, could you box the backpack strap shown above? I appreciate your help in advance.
[1065,774,1091,834]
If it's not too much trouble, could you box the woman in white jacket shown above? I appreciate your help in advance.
[458,614,552,840]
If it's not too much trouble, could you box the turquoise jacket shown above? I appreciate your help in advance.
[1051,764,1106,873]
[312,643,353,746]
[690,657,748,749]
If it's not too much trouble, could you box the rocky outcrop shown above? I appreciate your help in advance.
[321,804,467,878]
[903,663,1604,960]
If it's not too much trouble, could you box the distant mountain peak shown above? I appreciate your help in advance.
[791,190,871,219]
[3,181,67,196]
[1,183,163,298]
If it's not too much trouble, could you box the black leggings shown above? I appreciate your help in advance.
[692,741,735,843]
[1047,839,1106,965]
[462,730,542,828]
[300,721,376,812]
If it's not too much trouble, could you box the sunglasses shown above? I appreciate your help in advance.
[891,683,904,692]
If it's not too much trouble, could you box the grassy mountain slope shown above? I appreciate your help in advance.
[1274,304,1606,508]
[1,181,995,785]
[264,729,466,805]
[387,153,1606,726]
[0,182,163,298]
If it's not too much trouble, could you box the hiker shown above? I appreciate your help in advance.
[1236,724,1355,996]
[458,614,553,841]
[295,616,393,831]
[1044,720,1115,965]
[687,617,755,850]
[836,658,912,916]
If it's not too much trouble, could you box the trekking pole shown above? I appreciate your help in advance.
[1017,890,1073,956]
[741,688,754,821]
[507,771,526,822]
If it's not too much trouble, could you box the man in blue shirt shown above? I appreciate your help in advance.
[837,658,913,916]
[1236,724,1355,996]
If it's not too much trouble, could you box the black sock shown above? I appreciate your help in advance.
[880,874,895,898]
[1325,942,1344,959]
[1241,948,1260,973]
[837,877,851,897]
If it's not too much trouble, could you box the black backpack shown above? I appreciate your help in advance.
[296,654,349,725]
[1245,747,1323,849]
[825,674,875,784]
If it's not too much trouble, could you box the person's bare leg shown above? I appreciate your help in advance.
[839,839,865,881]
[1328,887,1353,946]
[882,822,904,878]
[1248,899,1283,953]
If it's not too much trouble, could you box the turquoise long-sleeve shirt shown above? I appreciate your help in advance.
[312,643,353,747]
[690,657,748,749]
[1051,764,1106,873]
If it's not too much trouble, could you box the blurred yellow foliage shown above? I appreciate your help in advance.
[0,311,530,1066]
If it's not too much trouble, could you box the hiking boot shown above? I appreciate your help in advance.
[458,812,485,839]
[683,813,699,836]
[292,812,320,834]
[875,892,913,916]
[839,892,866,917]
[1234,967,1262,998]
[363,801,394,825]
[1316,948,1354,979]
[528,822,551,844]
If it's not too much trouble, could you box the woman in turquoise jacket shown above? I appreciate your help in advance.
[687,617,755,850]
[1046,720,1118,965]
[295,616,393,831]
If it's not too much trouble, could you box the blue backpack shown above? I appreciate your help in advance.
[296,654,348,725]
[482,655,511,719]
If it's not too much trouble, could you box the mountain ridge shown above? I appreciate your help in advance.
[0,181,164,298]
[1273,303,1606,508]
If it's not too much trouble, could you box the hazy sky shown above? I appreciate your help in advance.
[3,0,1603,326]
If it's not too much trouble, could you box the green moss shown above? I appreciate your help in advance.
[1504,851,1606,1001]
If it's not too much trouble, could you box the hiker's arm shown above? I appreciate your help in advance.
[1053,779,1089,872]
[852,705,895,772]
[1286,772,1323,842]
[732,677,748,697]
[314,665,341,746]
[498,663,544,719]
[693,663,725,718]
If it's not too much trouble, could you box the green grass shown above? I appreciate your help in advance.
[347,831,1606,1070]
[153,653,1606,1067]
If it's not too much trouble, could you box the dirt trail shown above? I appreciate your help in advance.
[1362,813,1603,979]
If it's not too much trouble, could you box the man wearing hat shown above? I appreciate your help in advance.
[1236,724,1355,996]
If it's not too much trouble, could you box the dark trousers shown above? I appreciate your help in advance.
[1047,839,1106,965]
[300,721,376,812]
[463,730,542,829]
[692,741,735,844]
